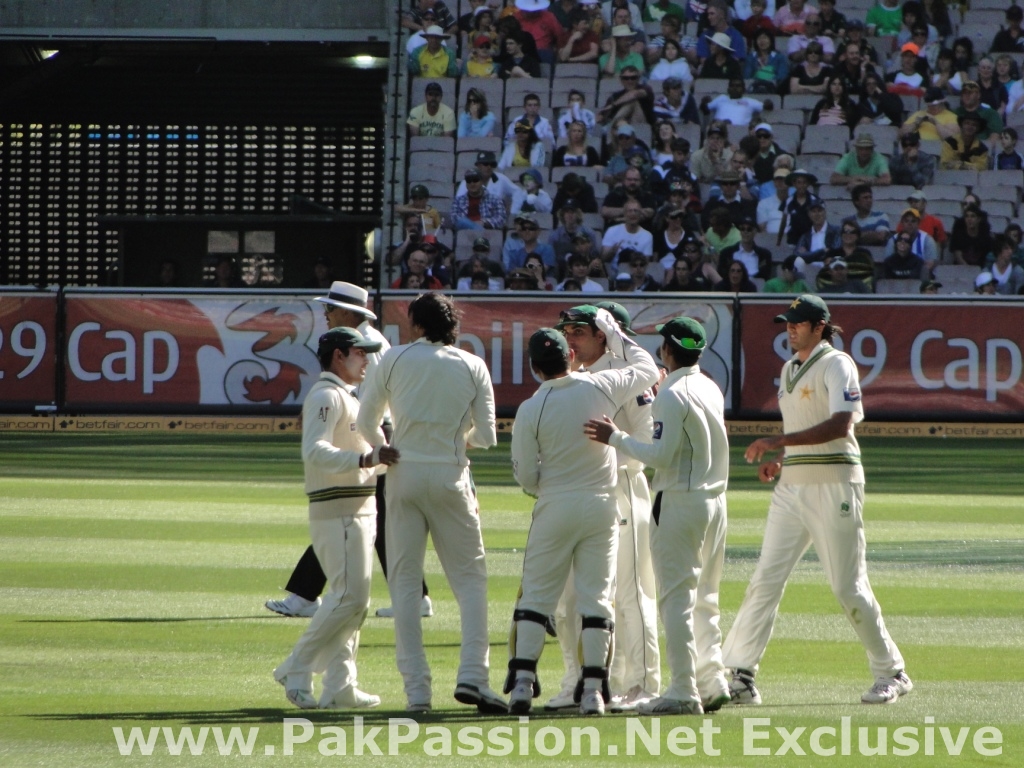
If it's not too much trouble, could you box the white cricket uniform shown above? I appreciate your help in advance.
[721,340,905,679]
[554,347,661,697]
[610,363,731,705]
[275,372,381,703]
[510,339,659,691]
[357,338,497,707]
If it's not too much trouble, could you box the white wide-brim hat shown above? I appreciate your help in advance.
[315,281,377,320]
[516,0,551,11]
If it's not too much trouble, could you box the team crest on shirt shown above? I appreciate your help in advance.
[844,388,861,402]
[653,421,663,439]
[840,501,851,517]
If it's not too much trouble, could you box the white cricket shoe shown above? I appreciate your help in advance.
[320,685,381,710]
[579,689,605,715]
[609,685,657,713]
[454,683,508,714]
[508,679,534,715]
[727,669,762,705]
[375,596,433,618]
[265,594,320,618]
[543,684,578,711]
[862,671,913,704]
[284,688,318,709]
[638,696,703,716]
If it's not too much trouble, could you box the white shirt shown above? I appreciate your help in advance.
[648,58,694,85]
[504,115,556,147]
[602,223,654,272]
[455,170,518,202]
[730,244,761,276]
[705,95,765,127]
[757,192,790,234]
[809,222,828,254]
[357,338,496,465]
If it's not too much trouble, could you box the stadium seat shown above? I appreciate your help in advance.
[457,136,502,154]
[410,136,455,153]
[931,169,978,187]
[875,278,921,294]
[802,124,849,156]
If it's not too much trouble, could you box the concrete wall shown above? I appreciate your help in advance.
[0,0,393,40]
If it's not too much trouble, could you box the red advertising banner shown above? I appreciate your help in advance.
[740,299,1024,417]
[63,292,329,410]
[0,290,58,409]
[381,295,736,414]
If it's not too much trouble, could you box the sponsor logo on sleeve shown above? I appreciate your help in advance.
[653,421,663,439]
[844,388,861,402]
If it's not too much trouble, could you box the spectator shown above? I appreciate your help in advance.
[919,278,942,294]
[558,9,601,62]
[499,32,543,78]
[660,253,713,291]
[843,19,879,66]
[556,90,598,138]
[701,77,771,127]
[902,190,946,246]
[783,168,821,246]
[702,169,757,229]
[458,88,497,137]
[387,212,427,268]
[596,66,655,126]
[921,0,953,40]
[652,177,702,232]
[646,14,686,70]
[995,128,1024,170]
[704,206,741,253]
[463,35,501,77]
[495,15,542,59]
[858,72,904,126]
[885,207,939,273]
[650,120,678,166]
[551,0,582,28]
[469,271,492,290]
[419,234,456,287]
[456,238,505,286]
[499,120,547,169]
[505,93,556,147]
[503,212,557,271]
[549,201,601,270]
[931,48,966,96]
[601,199,654,271]
[818,257,870,293]
[403,0,458,34]
[787,14,835,64]
[698,33,743,80]
[987,235,1024,294]
[809,74,860,131]
[822,224,876,289]
[554,120,602,168]
[602,122,653,182]
[513,0,564,64]
[618,248,662,291]
[739,0,780,45]
[601,164,656,221]
[714,259,760,292]
[816,0,846,37]
[830,134,892,190]
[1005,223,1024,266]
[523,252,556,290]
[888,132,936,189]
[407,82,456,137]
[940,112,991,171]
[648,37,694,84]
[604,4,648,47]
[652,75,701,123]
[601,0,643,29]
[840,184,890,246]
[398,272,425,290]
[395,184,443,232]
[391,249,445,289]
[865,0,903,37]
[834,40,875,94]
[506,267,541,290]
[773,0,815,35]
[789,41,831,95]
[719,215,772,277]
[974,271,998,295]
[409,26,459,77]
[601,24,647,76]
[956,81,1004,143]
[949,203,994,267]
[552,171,599,212]
[458,0,488,33]
[158,258,180,287]
[882,232,926,280]
[757,167,792,235]
[896,4,939,54]
[696,1,747,62]
[653,204,695,270]
[794,199,840,261]
[510,168,553,214]
[690,122,733,183]
[1004,78,1024,120]
[763,254,811,293]
[744,29,789,94]
[450,169,507,231]
[749,123,786,185]
[991,5,1024,54]
[557,251,605,291]
[885,43,926,94]
[995,53,1022,96]
[900,87,958,143]
[713,143,759,201]
[455,151,518,204]
[643,0,687,23]
[975,60,1008,116]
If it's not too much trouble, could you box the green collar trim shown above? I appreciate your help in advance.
[785,346,832,394]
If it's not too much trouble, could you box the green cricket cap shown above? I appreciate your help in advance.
[554,304,600,330]
[656,317,707,352]
[593,300,637,336]
[317,327,382,357]
[774,294,830,324]
[528,328,570,364]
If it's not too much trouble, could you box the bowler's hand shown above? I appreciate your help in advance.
[584,416,616,445]
[757,458,782,483]
[744,436,779,464]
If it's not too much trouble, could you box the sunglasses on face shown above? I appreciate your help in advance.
[756,132,771,139]
[519,224,539,231]
[721,181,739,186]
[466,176,482,182]
[669,334,706,350]
[897,237,912,244]
[621,75,639,81]
[739,225,755,231]
[842,229,858,235]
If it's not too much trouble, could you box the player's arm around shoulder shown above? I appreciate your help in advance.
[355,348,392,445]
[608,382,685,470]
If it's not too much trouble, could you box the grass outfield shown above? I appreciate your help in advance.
[0,433,1021,767]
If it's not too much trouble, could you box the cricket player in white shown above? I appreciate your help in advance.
[507,313,659,716]
[357,293,506,714]
[586,316,731,715]
[723,295,912,706]
[273,327,399,710]
[545,301,661,713]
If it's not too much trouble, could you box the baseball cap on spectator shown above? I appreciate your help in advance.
[528,328,569,364]
[421,234,438,246]
[920,279,942,292]
[472,237,491,252]
[924,87,946,105]
[846,18,865,30]
[670,137,690,152]
[773,168,790,180]
[464,169,483,181]
[774,294,830,324]
[593,300,637,336]
[831,257,848,269]
[519,168,543,186]
[615,271,632,284]
[571,231,592,243]
[476,150,498,165]
[958,111,987,128]
[616,124,636,137]
[656,317,707,352]
[754,122,773,136]
[975,271,996,289]
[1008,5,1023,20]
[560,197,581,211]
[706,123,726,137]
[786,168,817,185]
[669,180,687,192]
[901,131,921,147]
[410,184,430,198]
[508,267,539,288]
[901,207,921,219]
[473,35,492,48]
[737,214,757,228]
[425,82,443,94]
[853,134,876,148]
[517,0,552,11]
[901,42,920,55]
[908,190,927,203]
[515,211,539,225]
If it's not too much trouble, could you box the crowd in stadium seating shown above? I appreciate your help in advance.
[392,0,1024,296]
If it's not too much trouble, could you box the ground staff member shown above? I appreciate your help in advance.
[265,281,433,620]
[722,295,912,706]
[357,293,506,714]
[273,327,398,710]
[545,302,661,713]
[507,314,659,716]
[586,316,731,716]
